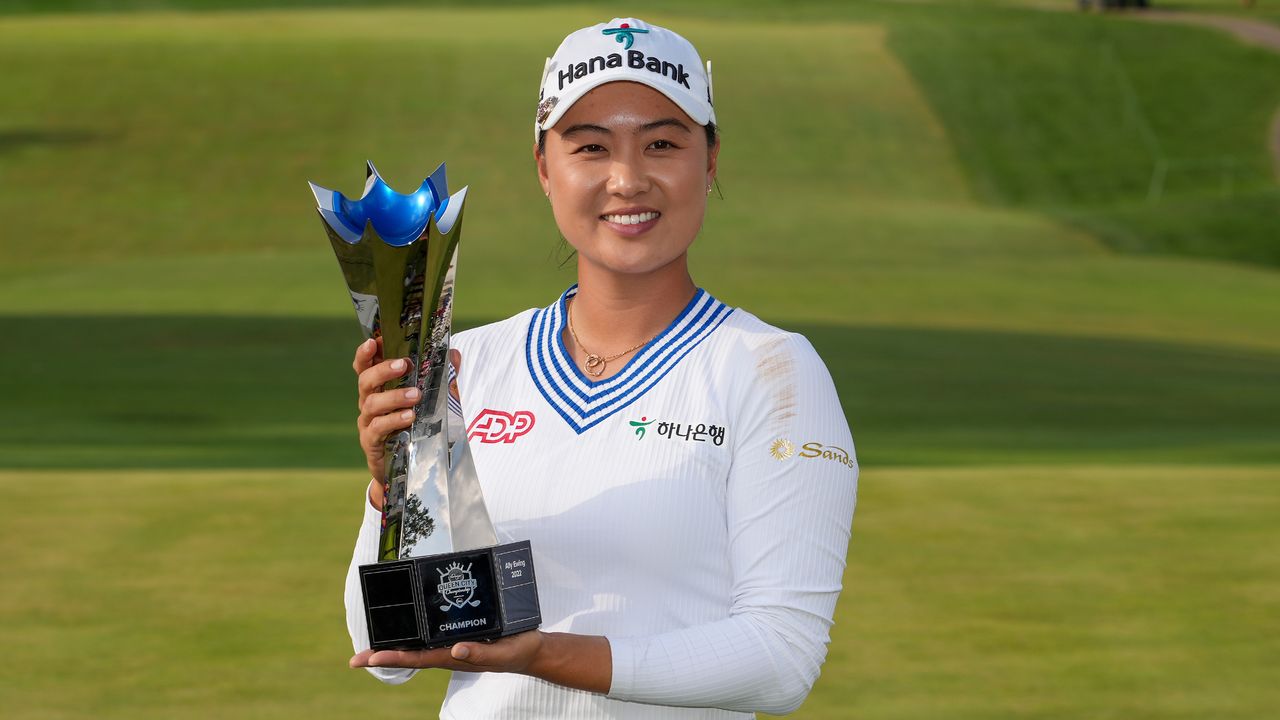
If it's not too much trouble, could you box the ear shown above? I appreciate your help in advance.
[706,134,720,188]
[534,141,550,197]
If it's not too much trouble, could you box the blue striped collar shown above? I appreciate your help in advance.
[525,284,733,434]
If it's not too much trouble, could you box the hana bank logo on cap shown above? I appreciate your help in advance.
[534,18,715,140]
[601,22,649,50]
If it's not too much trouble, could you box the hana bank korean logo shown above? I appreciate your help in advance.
[602,22,649,50]
[629,415,656,438]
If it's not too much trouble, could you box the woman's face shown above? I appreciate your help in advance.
[536,81,718,279]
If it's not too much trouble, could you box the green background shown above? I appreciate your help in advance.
[1,1,1277,717]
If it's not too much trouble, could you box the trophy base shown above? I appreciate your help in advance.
[359,540,541,650]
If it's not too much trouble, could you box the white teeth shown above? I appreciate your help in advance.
[603,211,659,225]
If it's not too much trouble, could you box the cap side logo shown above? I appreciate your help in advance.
[602,22,648,50]
[536,96,558,125]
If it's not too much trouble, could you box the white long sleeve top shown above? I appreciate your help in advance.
[345,286,859,718]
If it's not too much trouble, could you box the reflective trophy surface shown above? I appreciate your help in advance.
[310,162,541,650]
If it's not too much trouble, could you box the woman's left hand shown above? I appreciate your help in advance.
[350,630,545,674]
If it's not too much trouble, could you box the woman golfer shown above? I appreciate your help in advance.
[344,18,858,718]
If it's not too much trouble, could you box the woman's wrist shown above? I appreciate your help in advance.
[366,477,384,512]
[525,631,560,677]
[525,631,612,694]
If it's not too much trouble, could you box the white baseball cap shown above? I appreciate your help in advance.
[534,18,715,141]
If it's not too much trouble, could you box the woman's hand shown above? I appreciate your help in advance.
[350,630,545,675]
[353,339,464,508]
[350,631,612,693]
[353,337,416,497]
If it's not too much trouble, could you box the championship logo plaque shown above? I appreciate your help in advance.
[437,562,481,610]
[310,162,541,650]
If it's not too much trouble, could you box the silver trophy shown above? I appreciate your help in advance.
[310,162,540,650]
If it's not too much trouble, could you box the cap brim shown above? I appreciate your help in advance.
[538,69,713,136]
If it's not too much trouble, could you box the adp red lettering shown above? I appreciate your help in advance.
[467,409,536,444]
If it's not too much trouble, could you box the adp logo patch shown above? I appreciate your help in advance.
[467,409,536,444]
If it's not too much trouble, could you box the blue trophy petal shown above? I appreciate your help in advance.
[309,162,458,246]
[424,163,456,227]
[426,163,448,201]
[320,208,362,244]
[326,173,438,246]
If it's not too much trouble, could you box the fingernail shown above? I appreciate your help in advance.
[401,410,414,420]
[392,359,406,371]
[405,388,421,400]
[452,645,470,660]
[362,338,374,349]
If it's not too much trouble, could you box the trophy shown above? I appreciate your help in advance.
[310,162,541,650]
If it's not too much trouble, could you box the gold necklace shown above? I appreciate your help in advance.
[566,300,656,377]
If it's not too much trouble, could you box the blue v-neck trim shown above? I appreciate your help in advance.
[524,285,733,434]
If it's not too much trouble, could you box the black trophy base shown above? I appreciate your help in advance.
[359,540,541,650]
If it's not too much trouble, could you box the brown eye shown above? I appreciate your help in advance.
[651,139,676,150]
[576,144,606,154]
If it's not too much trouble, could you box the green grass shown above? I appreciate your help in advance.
[805,464,1280,720]
[1,3,1279,718]
[1,314,1277,469]
[3,3,1278,270]
[2,5,1277,470]
[967,0,1280,26]
[883,5,1280,266]
[2,466,1276,719]
[1095,0,1280,27]
[0,469,451,719]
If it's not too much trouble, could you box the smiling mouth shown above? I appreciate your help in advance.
[601,211,661,226]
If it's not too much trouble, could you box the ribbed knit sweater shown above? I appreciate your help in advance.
[345,286,859,718]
